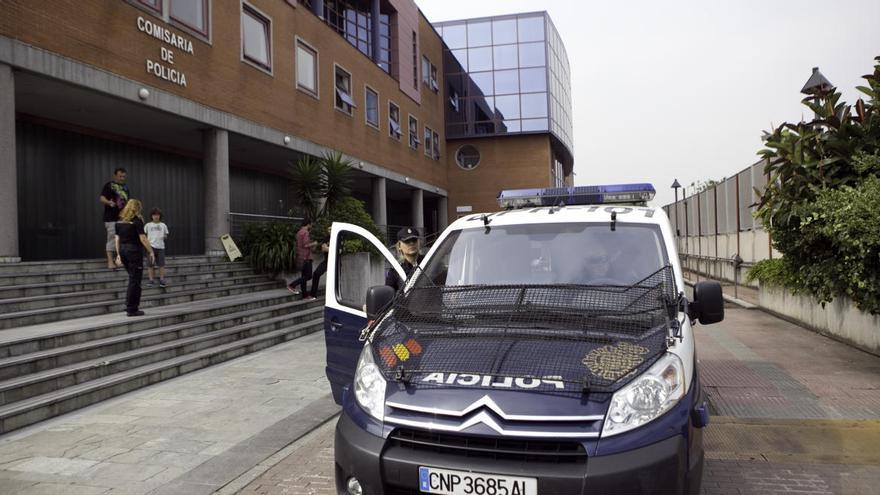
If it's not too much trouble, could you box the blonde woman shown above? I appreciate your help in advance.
[114,199,155,316]
[385,227,421,292]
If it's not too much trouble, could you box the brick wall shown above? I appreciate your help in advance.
[445,134,552,218]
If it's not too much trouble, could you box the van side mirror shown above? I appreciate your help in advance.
[365,285,395,320]
[690,281,724,325]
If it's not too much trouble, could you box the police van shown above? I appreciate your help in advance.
[323,184,723,495]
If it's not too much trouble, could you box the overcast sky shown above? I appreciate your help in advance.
[416,0,880,206]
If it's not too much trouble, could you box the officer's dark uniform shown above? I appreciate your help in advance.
[385,227,420,291]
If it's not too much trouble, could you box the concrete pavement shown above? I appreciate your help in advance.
[0,332,339,495]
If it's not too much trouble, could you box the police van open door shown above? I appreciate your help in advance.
[325,222,405,404]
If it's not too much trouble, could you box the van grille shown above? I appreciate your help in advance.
[388,428,587,464]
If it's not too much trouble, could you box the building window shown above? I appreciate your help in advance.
[242,4,271,71]
[433,130,440,160]
[449,90,460,112]
[322,0,392,73]
[421,56,431,85]
[456,145,480,170]
[296,39,318,97]
[135,0,162,14]
[424,127,432,158]
[409,116,419,149]
[170,0,209,36]
[412,31,418,88]
[388,101,401,140]
[365,86,379,129]
[334,64,355,115]
[430,64,439,93]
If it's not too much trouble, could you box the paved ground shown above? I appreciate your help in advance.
[0,305,877,494]
[0,332,340,495]
[239,307,880,495]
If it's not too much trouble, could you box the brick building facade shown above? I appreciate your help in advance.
[0,0,573,261]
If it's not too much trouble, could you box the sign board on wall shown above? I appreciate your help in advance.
[136,16,193,87]
[456,206,473,213]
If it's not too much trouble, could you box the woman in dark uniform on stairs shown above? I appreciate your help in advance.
[114,199,155,317]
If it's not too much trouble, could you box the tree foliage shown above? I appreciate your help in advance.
[750,56,880,313]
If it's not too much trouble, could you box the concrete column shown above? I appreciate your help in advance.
[203,129,230,256]
[438,196,449,231]
[371,177,387,230]
[370,0,381,64]
[410,188,424,233]
[0,64,19,262]
[312,0,324,19]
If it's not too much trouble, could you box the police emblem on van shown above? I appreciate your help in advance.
[582,342,649,381]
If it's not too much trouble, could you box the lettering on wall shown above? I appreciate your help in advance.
[136,16,193,87]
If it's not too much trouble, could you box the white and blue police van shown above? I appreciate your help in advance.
[323,184,723,495]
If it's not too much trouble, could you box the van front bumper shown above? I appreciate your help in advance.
[334,411,703,495]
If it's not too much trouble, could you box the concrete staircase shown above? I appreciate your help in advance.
[0,256,325,434]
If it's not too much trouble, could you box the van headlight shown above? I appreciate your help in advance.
[602,352,685,437]
[354,345,386,422]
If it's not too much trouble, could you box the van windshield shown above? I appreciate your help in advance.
[420,223,668,287]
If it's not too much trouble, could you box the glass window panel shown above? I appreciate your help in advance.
[365,88,379,127]
[296,44,317,94]
[521,118,548,131]
[442,23,467,49]
[493,94,520,119]
[467,21,492,47]
[469,71,494,96]
[521,92,548,118]
[494,69,519,95]
[492,18,517,44]
[475,121,496,135]
[467,47,492,72]
[519,67,547,93]
[499,120,521,133]
[493,44,517,70]
[519,42,546,68]
[171,0,207,34]
[242,9,270,68]
[450,49,468,72]
[471,96,494,121]
[517,16,544,42]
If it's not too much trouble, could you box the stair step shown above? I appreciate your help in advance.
[0,255,224,276]
[0,280,285,329]
[0,318,324,434]
[0,273,274,313]
[0,265,257,298]
[0,260,252,287]
[0,306,324,405]
[0,290,314,357]
[0,299,322,376]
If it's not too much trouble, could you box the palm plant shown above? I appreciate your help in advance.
[289,155,325,221]
[320,150,354,215]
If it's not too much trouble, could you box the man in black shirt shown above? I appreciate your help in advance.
[99,168,131,269]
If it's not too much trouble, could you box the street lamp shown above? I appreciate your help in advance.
[671,179,681,237]
[801,67,834,118]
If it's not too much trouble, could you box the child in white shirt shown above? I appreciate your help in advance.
[145,208,170,287]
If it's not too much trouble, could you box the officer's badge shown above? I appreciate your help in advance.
[582,342,649,382]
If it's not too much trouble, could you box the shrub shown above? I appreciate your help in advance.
[312,197,382,255]
[753,56,880,314]
[241,221,299,275]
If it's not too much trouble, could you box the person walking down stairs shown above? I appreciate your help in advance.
[114,199,155,317]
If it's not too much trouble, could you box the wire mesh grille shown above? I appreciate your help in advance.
[370,266,679,394]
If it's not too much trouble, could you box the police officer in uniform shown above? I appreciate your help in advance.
[385,226,421,291]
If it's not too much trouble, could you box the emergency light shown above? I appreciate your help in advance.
[497,184,656,209]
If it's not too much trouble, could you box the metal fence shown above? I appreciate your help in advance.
[662,158,777,286]
[228,212,304,241]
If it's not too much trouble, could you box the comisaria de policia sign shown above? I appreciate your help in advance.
[136,16,193,87]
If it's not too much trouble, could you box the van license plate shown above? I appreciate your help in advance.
[419,466,537,495]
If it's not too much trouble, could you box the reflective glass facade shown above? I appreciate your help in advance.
[435,12,572,157]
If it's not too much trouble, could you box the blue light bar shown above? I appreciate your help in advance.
[497,184,656,209]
